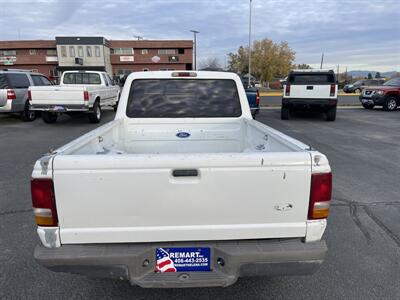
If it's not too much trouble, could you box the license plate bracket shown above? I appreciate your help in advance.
[155,247,211,272]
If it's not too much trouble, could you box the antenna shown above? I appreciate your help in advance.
[133,35,143,40]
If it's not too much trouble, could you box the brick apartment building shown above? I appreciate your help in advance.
[0,36,193,80]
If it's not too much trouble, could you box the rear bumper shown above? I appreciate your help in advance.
[283,98,337,108]
[30,104,89,112]
[34,238,327,288]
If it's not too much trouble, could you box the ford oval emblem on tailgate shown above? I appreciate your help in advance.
[176,132,190,138]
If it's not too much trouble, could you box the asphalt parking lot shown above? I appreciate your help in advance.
[0,108,399,299]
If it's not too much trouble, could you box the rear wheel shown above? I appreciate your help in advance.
[42,112,58,123]
[20,102,36,122]
[355,88,361,93]
[362,103,374,109]
[88,101,101,123]
[383,97,398,111]
[281,106,290,120]
[326,106,336,121]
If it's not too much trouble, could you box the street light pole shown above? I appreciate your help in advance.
[248,0,252,88]
[190,30,199,70]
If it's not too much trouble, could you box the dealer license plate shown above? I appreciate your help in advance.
[155,247,211,272]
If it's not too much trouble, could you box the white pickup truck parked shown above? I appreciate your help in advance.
[29,70,119,123]
[31,71,331,288]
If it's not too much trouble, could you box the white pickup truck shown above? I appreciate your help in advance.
[31,71,331,288]
[29,70,120,123]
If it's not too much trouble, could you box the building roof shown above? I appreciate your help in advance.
[0,40,56,49]
[109,40,193,48]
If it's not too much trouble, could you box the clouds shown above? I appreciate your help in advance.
[0,0,399,71]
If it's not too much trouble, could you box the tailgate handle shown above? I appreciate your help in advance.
[306,86,314,90]
[172,169,199,177]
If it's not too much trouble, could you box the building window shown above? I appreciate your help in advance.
[46,49,57,55]
[69,46,75,57]
[141,49,148,55]
[29,49,38,55]
[0,50,17,55]
[158,49,175,55]
[143,68,149,71]
[178,48,185,54]
[31,69,38,73]
[86,46,92,57]
[111,48,133,55]
[95,46,101,57]
[60,46,67,57]
[78,46,83,57]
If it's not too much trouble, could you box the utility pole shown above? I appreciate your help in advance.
[190,30,199,70]
[248,0,253,88]
[133,35,143,40]
[337,64,340,83]
[320,53,324,69]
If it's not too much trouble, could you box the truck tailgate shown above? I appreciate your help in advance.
[53,152,312,244]
[289,84,332,99]
[30,86,86,106]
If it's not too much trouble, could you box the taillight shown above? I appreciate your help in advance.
[308,172,332,219]
[285,84,290,96]
[28,90,32,101]
[330,84,336,97]
[255,90,260,106]
[7,89,16,100]
[83,91,89,101]
[31,179,58,226]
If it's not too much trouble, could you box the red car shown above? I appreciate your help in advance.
[359,77,400,111]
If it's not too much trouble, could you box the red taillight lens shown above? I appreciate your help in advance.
[308,172,332,219]
[255,90,260,106]
[28,90,32,101]
[31,179,58,226]
[7,89,16,100]
[330,84,336,96]
[83,91,89,101]
[285,84,291,96]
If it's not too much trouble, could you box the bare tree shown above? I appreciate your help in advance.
[199,57,223,71]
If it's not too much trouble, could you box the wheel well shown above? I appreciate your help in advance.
[95,96,100,103]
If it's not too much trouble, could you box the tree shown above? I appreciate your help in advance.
[295,64,312,69]
[367,72,373,79]
[199,57,223,71]
[375,72,381,78]
[227,39,295,83]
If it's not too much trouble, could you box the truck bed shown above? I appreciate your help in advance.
[56,118,308,155]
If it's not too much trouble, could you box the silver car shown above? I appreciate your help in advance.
[0,69,53,121]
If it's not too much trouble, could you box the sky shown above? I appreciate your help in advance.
[0,0,399,72]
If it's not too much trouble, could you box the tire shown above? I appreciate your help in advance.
[326,107,336,121]
[20,102,36,122]
[281,106,290,120]
[355,88,361,93]
[383,97,398,111]
[362,103,374,109]
[42,112,58,123]
[88,101,101,123]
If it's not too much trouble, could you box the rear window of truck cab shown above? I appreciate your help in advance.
[126,79,242,118]
[63,72,101,84]
[288,73,335,84]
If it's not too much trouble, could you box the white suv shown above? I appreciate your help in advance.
[281,69,338,121]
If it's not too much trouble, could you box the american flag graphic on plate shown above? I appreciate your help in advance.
[156,248,177,273]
